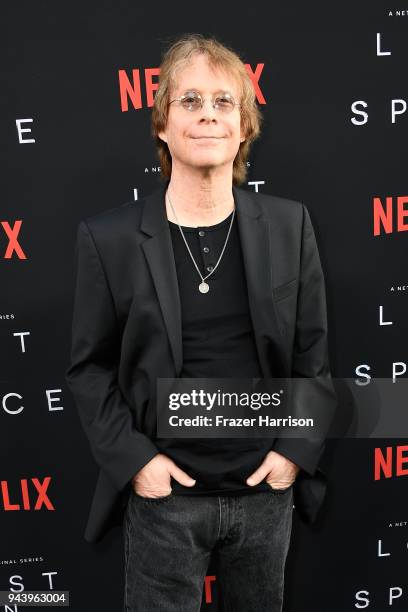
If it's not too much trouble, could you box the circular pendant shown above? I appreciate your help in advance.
[199,281,209,293]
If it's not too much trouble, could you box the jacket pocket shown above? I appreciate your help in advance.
[272,278,298,302]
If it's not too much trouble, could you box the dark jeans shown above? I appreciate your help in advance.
[123,486,294,612]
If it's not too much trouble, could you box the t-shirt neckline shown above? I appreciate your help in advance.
[168,210,234,232]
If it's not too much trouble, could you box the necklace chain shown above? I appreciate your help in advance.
[166,189,236,293]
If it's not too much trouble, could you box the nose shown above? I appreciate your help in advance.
[199,99,217,121]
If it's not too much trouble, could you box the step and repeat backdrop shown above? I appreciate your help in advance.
[1,3,407,611]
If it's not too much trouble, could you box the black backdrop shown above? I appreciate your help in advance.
[1,2,407,610]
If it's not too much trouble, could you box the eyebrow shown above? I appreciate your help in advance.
[180,88,234,95]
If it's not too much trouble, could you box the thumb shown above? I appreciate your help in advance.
[168,463,196,487]
[246,463,270,486]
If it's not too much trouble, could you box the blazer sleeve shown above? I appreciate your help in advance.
[272,204,337,476]
[65,220,160,491]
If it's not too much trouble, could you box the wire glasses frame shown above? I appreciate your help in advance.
[168,90,241,113]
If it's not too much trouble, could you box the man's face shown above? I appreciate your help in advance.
[158,54,246,174]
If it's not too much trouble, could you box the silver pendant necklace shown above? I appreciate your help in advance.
[166,189,235,294]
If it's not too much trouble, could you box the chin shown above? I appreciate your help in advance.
[192,150,230,162]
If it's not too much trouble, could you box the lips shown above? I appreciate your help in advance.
[190,136,224,139]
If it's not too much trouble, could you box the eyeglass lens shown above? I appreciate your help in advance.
[181,91,235,112]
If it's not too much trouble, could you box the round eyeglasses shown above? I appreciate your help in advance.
[168,90,240,113]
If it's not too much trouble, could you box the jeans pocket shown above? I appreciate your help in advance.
[267,484,293,495]
[132,490,173,504]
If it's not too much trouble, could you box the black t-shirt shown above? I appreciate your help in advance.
[156,208,274,496]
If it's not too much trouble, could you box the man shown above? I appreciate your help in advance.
[66,34,337,611]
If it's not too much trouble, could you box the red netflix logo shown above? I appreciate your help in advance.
[373,196,408,236]
[374,445,408,480]
[204,575,216,604]
[1,477,54,510]
[1,220,26,259]
[118,64,266,112]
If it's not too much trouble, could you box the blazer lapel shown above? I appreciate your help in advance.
[139,180,282,377]
[233,185,283,377]
[140,180,183,373]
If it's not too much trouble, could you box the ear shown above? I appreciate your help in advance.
[158,130,168,143]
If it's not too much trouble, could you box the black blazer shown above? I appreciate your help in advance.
[65,179,338,544]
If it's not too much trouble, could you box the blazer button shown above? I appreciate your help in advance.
[203,247,210,253]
